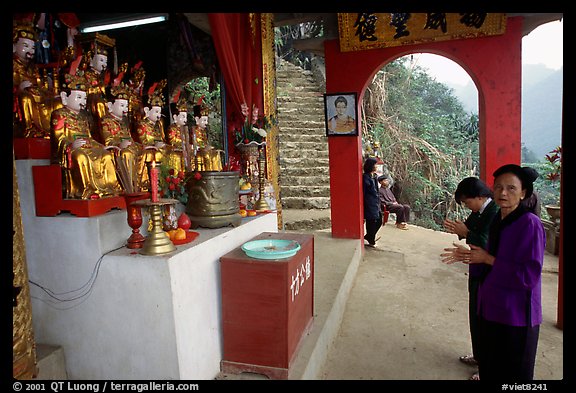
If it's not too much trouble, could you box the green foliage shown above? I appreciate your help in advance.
[363,57,480,229]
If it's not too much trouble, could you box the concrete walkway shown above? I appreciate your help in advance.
[319,223,563,381]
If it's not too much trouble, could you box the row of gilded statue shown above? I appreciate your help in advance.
[13,22,223,200]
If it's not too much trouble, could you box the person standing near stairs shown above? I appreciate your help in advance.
[363,157,381,247]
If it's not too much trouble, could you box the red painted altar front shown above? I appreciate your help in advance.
[220,232,314,379]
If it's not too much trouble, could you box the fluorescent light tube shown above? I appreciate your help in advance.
[80,15,167,33]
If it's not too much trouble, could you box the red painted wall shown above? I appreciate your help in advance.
[325,16,523,239]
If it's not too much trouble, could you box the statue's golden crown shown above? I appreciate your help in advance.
[13,22,37,42]
[63,73,88,92]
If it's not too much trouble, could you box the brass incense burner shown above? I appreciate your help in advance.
[186,171,241,228]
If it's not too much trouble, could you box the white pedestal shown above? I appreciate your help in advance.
[15,159,278,379]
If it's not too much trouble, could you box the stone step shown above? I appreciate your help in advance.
[281,185,330,198]
[278,133,327,143]
[278,110,325,120]
[280,157,330,167]
[281,166,330,178]
[277,90,324,97]
[282,196,331,209]
[281,175,330,186]
[278,103,325,112]
[277,85,322,93]
[281,148,328,159]
[279,141,328,151]
[283,216,331,231]
[278,120,326,137]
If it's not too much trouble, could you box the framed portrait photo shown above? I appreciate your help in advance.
[324,92,358,136]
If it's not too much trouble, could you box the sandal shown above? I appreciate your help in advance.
[396,223,408,230]
[459,355,478,366]
[469,372,480,381]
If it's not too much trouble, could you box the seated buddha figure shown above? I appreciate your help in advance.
[100,81,147,192]
[13,21,62,138]
[49,72,120,199]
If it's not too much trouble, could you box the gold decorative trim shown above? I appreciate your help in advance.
[338,13,506,52]
[261,13,282,229]
[13,156,38,379]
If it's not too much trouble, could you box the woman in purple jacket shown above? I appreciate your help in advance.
[447,164,545,380]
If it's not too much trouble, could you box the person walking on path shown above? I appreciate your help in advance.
[443,177,499,380]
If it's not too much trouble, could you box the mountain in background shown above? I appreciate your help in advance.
[521,65,563,160]
[445,64,562,161]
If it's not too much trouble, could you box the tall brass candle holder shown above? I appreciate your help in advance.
[134,198,179,255]
[254,144,270,212]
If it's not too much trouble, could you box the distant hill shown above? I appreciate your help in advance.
[521,65,563,160]
[446,64,562,161]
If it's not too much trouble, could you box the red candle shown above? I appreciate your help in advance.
[150,161,159,202]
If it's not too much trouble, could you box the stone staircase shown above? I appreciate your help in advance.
[276,59,331,230]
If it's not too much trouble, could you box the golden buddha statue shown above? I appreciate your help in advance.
[49,72,120,199]
[100,81,148,192]
[13,21,62,138]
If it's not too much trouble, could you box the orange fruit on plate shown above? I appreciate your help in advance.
[174,228,187,240]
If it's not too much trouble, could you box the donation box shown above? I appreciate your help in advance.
[220,232,314,379]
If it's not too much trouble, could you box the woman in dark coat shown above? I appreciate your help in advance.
[443,177,499,380]
[362,157,381,247]
[443,165,545,380]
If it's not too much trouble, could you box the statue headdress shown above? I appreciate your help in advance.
[77,32,116,56]
[13,20,37,43]
[62,55,88,92]
[147,79,166,107]
[171,90,187,113]
[193,95,209,117]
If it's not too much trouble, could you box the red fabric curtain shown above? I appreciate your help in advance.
[208,13,263,142]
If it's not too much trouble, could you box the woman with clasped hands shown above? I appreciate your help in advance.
[441,164,545,380]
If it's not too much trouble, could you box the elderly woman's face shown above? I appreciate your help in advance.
[493,172,526,210]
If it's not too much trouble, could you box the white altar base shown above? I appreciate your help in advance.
[15,159,278,379]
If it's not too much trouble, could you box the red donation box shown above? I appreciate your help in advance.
[220,232,314,379]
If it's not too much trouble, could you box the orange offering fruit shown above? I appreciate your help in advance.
[174,228,187,241]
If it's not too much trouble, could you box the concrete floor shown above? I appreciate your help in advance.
[319,223,563,381]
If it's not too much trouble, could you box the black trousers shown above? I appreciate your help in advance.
[478,317,540,380]
[468,276,481,363]
[364,214,382,245]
